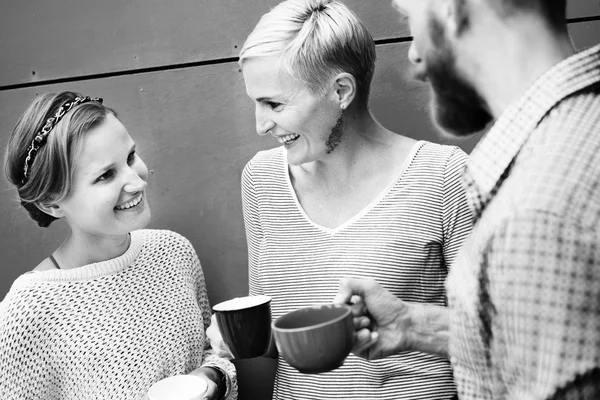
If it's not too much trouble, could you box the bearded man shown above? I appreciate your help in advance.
[335,1,600,399]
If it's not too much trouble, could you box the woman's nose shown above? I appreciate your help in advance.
[123,166,148,193]
[255,106,275,136]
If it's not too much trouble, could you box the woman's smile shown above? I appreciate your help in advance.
[277,133,300,146]
[114,192,144,211]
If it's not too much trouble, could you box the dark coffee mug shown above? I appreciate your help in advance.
[212,295,272,359]
[272,304,353,374]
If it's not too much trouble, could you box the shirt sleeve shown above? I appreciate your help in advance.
[241,159,265,297]
[442,147,472,269]
[192,251,238,400]
[484,211,600,399]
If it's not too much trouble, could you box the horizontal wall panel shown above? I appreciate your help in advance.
[0,42,429,400]
[568,0,600,19]
[1,0,597,88]
[0,0,409,88]
[0,19,598,400]
[2,16,596,304]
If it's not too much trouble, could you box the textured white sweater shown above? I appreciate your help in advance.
[0,229,237,400]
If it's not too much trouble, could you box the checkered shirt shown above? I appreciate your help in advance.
[446,43,600,400]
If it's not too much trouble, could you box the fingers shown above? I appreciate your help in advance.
[334,277,381,304]
[352,329,379,359]
[206,314,234,359]
[333,278,356,305]
[353,316,370,330]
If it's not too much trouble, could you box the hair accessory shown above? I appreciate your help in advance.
[22,96,103,183]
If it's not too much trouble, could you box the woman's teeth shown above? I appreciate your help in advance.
[115,193,143,210]
[277,134,300,145]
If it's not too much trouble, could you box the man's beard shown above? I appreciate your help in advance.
[325,110,344,154]
[423,15,493,137]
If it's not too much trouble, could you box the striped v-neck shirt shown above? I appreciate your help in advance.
[242,141,472,399]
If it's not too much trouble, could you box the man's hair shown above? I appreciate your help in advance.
[239,0,376,108]
[492,0,567,30]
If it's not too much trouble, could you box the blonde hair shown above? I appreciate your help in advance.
[239,0,376,107]
[4,91,116,227]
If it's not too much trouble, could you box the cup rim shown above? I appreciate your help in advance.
[272,304,351,333]
[148,374,208,400]
[212,294,272,313]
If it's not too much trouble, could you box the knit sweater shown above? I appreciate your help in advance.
[0,229,237,400]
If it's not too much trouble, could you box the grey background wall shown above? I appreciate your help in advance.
[1,1,599,398]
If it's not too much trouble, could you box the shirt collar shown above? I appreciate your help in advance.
[464,44,600,217]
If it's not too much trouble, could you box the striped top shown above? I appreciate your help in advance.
[242,141,472,399]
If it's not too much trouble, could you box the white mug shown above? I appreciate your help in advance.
[147,374,208,400]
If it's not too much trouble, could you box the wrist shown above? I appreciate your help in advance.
[195,367,227,399]
[405,303,450,358]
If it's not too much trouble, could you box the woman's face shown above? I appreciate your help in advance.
[243,57,342,166]
[55,114,151,240]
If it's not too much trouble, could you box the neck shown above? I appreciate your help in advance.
[303,108,395,183]
[462,14,574,118]
[55,231,131,270]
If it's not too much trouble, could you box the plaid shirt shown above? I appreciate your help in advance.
[447,44,600,400]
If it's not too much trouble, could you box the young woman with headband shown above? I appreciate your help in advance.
[0,92,237,400]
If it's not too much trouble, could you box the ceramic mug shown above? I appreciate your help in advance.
[212,295,272,359]
[272,304,353,374]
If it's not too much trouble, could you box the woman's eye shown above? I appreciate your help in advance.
[97,170,114,182]
[127,151,136,165]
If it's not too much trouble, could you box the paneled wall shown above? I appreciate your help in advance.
[1,1,599,399]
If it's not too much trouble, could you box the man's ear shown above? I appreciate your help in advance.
[332,73,357,109]
[36,201,64,219]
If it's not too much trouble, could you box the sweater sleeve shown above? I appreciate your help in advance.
[441,147,473,269]
[190,248,238,399]
[0,285,63,399]
[241,159,265,297]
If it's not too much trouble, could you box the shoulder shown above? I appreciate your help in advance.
[417,141,467,162]
[137,229,198,259]
[243,147,283,174]
[242,147,286,194]
[506,98,600,221]
[410,141,468,178]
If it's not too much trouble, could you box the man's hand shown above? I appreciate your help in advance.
[334,277,451,359]
[333,278,413,359]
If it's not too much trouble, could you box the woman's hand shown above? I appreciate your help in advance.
[189,367,225,400]
[206,314,234,359]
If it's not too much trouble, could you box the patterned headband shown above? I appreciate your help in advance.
[22,96,103,184]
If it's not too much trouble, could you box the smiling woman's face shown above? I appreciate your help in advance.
[52,114,151,239]
[242,57,343,166]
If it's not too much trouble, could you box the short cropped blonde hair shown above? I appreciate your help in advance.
[239,0,376,107]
